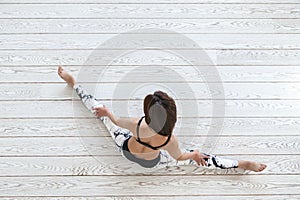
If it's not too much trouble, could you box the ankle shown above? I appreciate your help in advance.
[238,160,251,170]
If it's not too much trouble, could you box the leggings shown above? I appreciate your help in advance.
[74,84,239,169]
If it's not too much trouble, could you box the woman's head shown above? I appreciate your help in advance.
[143,91,177,136]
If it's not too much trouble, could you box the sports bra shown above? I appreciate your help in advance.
[135,116,171,150]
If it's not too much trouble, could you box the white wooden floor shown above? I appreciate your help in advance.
[1,0,300,199]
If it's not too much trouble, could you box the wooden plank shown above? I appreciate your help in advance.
[0,136,299,156]
[1,34,300,50]
[1,66,300,83]
[0,155,298,176]
[1,4,299,19]
[1,19,299,34]
[0,175,299,196]
[0,50,300,66]
[0,83,299,100]
[0,197,298,200]
[1,117,300,137]
[0,119,106,137]
[2,100,300,118]
[2,0,300,3]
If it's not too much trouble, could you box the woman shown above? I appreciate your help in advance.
[58,66,267,171]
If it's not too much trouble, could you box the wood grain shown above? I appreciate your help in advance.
[1,19,299,34]
[0,175,299,196]
[0,0,299,198]
[0,136,298,156]
[1,4,299,19]
[2,0,300,3]
[0,119,105,137]
[1,50,300,66]
[0,155,298,176]
[1,34,300,50]
[0,83,299,100]
[0,197,298,200]
[2,100,300,118]
[1,66,300,82]
[1,118,300,137]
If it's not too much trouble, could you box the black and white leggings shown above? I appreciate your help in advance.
[74,84,239,169]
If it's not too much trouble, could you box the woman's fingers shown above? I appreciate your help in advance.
[92,106,108,117]
[199,159,207,166]
[92,107,100,115]
[92,107,103,112]
[192,151,210,166]
[196,158,204,166]
[195,158,207,166]
[201,154,210,159]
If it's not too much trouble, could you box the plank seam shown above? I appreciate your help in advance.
[0,174,299,177]
[1,2,300,4]
[1,33,300,35]
[0,18,300,19]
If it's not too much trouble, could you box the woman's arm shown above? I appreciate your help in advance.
[92,106,136,133]
[164,136,209,166]
[178,150,209,166]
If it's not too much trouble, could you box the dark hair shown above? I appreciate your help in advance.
[143,91,177,136]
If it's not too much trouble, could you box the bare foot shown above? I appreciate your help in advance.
[239,160,267,172]
[58,66,76,87]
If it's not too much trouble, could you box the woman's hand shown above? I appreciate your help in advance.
[92,106,109,117]
[92,106,133,131]
[192,150,210,166]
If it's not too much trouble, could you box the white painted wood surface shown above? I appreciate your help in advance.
[0,0,299,199]
[1,66,300,82]
[0,0,299,4]
[2,118,300,137]
[1,175,300,196]
[1,4,299,18]
[2,34,300,50]
[2,19,300,34]
[1,83,300,100]
[1,50,300,66]
[1,0,300,3]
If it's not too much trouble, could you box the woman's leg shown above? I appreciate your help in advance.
[58,66,131,150]
[156,150,238,169]
[156,149,266,172]
[185,151,266,172]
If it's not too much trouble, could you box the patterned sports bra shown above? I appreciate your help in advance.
[135,116,171,150]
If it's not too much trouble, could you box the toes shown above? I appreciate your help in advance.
[263,164,267,170]
[258,164,267,171]
[58,66,65,78]
[58,66,63,73]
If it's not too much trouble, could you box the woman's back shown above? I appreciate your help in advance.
[127,117,171,160]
